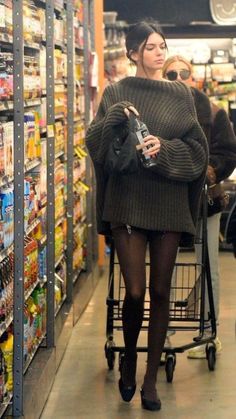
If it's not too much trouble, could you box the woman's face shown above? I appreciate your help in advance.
[132,32,167,73]
[164,60,192,85]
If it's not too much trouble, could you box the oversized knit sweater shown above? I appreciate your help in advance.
[86,77,209,246]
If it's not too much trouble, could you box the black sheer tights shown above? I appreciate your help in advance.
[113,227,180,399]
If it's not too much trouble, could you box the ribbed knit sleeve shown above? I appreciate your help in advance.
[85,88,133,163]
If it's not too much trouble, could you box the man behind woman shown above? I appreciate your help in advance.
[163,55,236,358]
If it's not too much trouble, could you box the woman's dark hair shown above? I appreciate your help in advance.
[125,20,167,64]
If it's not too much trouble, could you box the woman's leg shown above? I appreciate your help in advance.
[112,227,147,386]
[142,231,180,400]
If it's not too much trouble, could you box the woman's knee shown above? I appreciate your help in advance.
[149,285,169,305]
[126,287,146,303]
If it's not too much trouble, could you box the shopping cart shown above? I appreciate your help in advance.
[104,185,217,382]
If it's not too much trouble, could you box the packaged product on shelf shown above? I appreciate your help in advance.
[0,1,13,40]
[24,177,39,229]
[55,120,65,155]
[38,246,46,281]
[55,224,65,261]
[23,305,30,361]
[54,16,64,45]
[3,121,13,178]
[74,120,85,146]
[0,52,13,101]
[55,283,62,309]
[74,84,85,117]
[24,179,30,230]
[73,223,87,271]
[0,186,14,250]
[39,47,46,92]
[0,254,13,321]
[23,0,42,45]
[56,260,66,296]
[0,331,13,393]
[24,236,38,290]
[24,111,41,164]
[32,287,46,334]
[24,56,41,99]
[0,117,7,177]
[73,156,85,183]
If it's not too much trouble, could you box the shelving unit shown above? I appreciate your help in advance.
[0,0,98,417]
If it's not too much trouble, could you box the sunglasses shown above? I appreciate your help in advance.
[165,69,191,81]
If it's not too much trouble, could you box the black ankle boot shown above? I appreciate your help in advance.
[140,388,161,411]
[118,354,137,402]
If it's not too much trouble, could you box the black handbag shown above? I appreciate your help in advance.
[104,118,139,175]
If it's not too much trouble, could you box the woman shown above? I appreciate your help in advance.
[163,55,236,359]
[86,21,208,411]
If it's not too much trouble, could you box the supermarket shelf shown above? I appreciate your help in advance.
[24,279,40,301]
[0,393,13,418]
[24,41,41,50]
[0,313,14,338]
[55,112,65,120]
[39,195,47,208]
[24,98,42,107]
[0,280,40,339]
[0,243,14,263]
[0,175,14,188]
[23,333,46,374]
[25,218,41,235]
[54,39,66,49]
[0,101,14,112]
[39,235,47,247]
[55,79,65,85]
[73,269,82,284]
[0,98,41,112]
[75,44,84,53]
[55,150,65,159]
[55,294,67,317]
[25,158,42,172]
[0,33,13,44]
[73,216,86,233]
[55,214,66,228]
[55,253,65,268]
[55,181,65,194]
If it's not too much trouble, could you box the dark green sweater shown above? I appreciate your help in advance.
[86,77,208,245]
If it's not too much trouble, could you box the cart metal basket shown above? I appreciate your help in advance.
[105,186,217,382]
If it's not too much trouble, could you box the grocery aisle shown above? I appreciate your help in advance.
[41,251,236,419]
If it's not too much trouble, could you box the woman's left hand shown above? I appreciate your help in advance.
[136,135,161,156]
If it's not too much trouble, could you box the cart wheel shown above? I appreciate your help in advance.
[165,354,176,383]
[104,341,116,370]
[206,344,216,371]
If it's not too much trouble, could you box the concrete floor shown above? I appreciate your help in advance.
[41,251,236,419]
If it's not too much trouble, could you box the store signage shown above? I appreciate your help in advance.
[210,0,236,24]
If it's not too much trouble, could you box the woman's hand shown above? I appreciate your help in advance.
[124,106,139,118]
[136,135,161,156]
